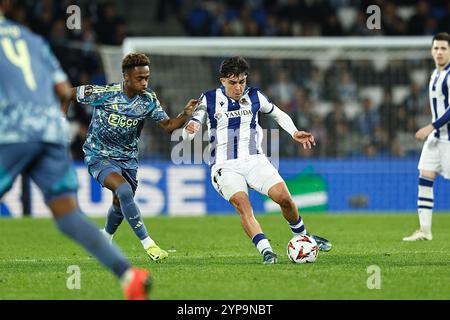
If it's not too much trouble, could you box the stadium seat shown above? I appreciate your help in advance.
[337,7,357,32]
[392,85,410,105]
[359,86,383,108]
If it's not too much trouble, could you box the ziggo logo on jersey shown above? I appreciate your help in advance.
[107,114,139,128]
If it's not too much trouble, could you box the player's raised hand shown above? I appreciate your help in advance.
[182,99,199,116]
[293,131,316,149]
[415,124,434,141]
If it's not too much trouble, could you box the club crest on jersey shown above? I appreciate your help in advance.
[240,98,249,105]
[84,85,93,96]
[214,112,222,120]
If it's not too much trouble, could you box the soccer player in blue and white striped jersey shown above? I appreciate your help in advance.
[183,56,331,263]
[404,32,450,241]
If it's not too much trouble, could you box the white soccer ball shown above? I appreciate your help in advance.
[287,234,319,264]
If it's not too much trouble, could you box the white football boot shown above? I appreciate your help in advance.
[402,229,432,241]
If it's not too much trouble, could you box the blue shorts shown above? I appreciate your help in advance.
[86,156,138,193]
[0,143,79,203]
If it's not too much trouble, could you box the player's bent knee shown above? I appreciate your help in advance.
[115,183,134,203]
[276,198,293,209]
[229,193,250,211]
[270,190,294,208]
[278,197,295,209]
[230,199,245,211]
[48,194,78,218]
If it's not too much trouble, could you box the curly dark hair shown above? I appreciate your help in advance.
[219,56,249,78]
[122,53,150,73]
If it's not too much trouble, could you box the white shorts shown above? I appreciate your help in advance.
[210,154,284,201]
[418,137,450,179]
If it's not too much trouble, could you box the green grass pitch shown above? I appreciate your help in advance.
[1,213,450,300]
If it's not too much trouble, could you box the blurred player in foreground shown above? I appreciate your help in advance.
[183,56,332,264]
[0,0,149,299]
[404,32,450,241]
[63,53,198,261]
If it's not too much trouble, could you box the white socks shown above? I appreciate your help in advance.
[141,237,155,250]
[418,176,434,234]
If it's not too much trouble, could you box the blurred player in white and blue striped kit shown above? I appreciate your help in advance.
[0,0,151,299]
[183,56,332,263]
[404,32,450,241]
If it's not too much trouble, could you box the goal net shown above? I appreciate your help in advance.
[100,37,432,159]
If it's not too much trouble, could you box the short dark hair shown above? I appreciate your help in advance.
[122,53,150,73]
[432,32,450,45]
[219,56,249,78]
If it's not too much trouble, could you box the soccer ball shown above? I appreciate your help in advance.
[287,235,319,264]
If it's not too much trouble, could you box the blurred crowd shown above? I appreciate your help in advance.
[182,0,450,37]
[5,0,128,160]
[4,0,441,160]
[8,0,126,83]
[248,59,430,159]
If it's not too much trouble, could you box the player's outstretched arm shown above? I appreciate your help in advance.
[158,99,198,134]
[266,105,316,149]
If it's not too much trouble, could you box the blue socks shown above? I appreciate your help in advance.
[115,183,149,240]
[105,204,123,235]
[55,208,130,278]
[289,216,306,236]
[252,233,272,255]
